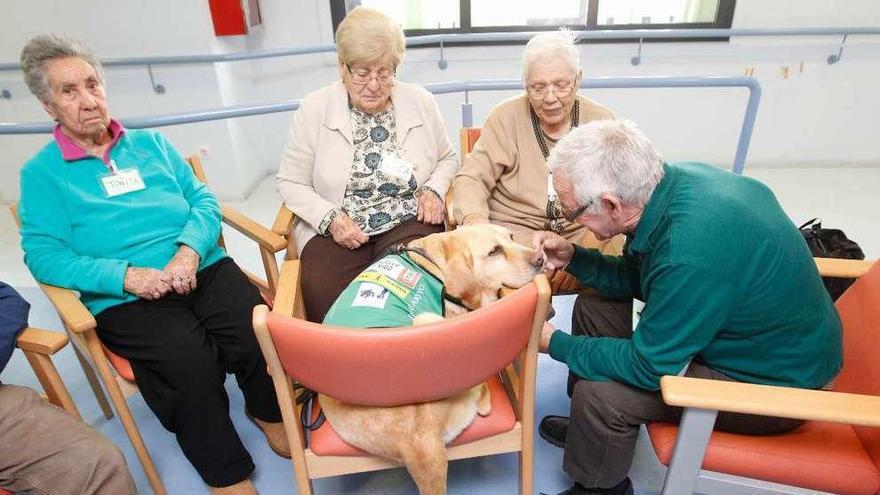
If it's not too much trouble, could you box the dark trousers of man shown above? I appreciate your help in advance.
[300,219,444,323]
[563,291,804,489]
[95,258,282,488]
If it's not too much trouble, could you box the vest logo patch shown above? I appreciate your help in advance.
[351,282,390,309]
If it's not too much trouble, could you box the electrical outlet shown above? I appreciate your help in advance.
[197,145,211,160]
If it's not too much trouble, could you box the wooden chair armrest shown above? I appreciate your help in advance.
[660,375,880,428]
[221,205,288,252]
[17,327,68,355]
[273,260,302,318]
[271,206,295,237]
[814,257,874,278]
[40,283,96,334]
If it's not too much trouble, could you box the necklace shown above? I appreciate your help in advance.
[529,99,580,160]
[529,100,581,233]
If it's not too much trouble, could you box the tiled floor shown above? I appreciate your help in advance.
[2,165,878,494]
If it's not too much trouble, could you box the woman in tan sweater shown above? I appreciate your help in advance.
[451,31,621,258]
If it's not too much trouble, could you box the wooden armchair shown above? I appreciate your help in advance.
[253,259,551,494]
[9,155,288,495]
[651,257,880,495]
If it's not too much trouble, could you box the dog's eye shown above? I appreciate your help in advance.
[488,245,502,256]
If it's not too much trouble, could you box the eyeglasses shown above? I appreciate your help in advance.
[346,65,396,87]
[527,81,576,100]
[562,200,593,222]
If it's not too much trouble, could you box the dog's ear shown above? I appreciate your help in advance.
[441,237,483,310]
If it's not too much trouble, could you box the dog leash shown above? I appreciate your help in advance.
[390,243,476,312]
[294,383,325,446]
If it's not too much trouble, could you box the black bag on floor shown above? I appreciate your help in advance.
[799,218,865,300]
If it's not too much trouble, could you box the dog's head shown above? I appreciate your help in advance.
[407,224,541,312]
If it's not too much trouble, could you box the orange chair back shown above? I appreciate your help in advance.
[266,281,542,407]
[460,127,482,155]
[833,262,880,465]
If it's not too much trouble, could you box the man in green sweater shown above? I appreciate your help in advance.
[532,119,841,495]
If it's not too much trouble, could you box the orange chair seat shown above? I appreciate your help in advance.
[648,421,880,495]
[309,375,516,456]
[104,346,135,382]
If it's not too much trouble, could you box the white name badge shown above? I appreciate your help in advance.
[548,172,557,200]
[100,168,146,197]
[378,153,414,180]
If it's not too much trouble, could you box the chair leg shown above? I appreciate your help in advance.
[518,448,534,495]
[661,407,718,495]
[83,330,166,495]
[71,337,114,419]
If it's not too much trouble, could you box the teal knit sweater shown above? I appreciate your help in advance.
[19,129,226,315]
[549,163,842,391]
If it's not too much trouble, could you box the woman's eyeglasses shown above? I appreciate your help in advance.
[527,81,576,100]
[347,65,395,87]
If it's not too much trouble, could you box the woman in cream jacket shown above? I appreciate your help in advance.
[276,7,457,322]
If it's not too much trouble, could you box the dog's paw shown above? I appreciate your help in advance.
[412,312,444,326]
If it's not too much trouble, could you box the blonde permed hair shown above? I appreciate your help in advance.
[335,6,406,68]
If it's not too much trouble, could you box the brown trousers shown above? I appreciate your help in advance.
[0,384,136,494]
[563,291,804,489]
[300,220,444,323]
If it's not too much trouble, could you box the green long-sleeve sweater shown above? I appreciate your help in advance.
[549,162,841,391]
[19,128,226,315]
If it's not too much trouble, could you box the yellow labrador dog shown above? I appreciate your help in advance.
[319,224,540,494]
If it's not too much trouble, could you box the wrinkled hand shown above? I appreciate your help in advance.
[124,267,173,300]
[162,245,200,295]
[531,231,575,273]
[329,213,369,250]
[539,322,556,353]
[416,189,444,225]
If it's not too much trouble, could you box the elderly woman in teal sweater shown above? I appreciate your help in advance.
[17,34,282,495]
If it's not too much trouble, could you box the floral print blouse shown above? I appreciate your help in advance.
[318,104,419,236]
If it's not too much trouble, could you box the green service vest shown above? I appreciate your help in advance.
[323,254,444,328]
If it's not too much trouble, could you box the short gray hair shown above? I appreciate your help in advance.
[521,29,579,81]
[549,119,665,211]
[20,34,104,103]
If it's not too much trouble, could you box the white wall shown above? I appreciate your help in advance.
[1,0,879,203]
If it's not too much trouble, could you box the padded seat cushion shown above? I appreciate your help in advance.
[309,375,516,456]
[648,421,880,495]
[103,346,135,382]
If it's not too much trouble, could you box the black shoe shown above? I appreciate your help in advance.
[539,415,569,448]
[556,478,634,495]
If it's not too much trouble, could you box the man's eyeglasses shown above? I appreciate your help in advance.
[347,65,395,87]
[562,200,593,222]
[527,81,576,100]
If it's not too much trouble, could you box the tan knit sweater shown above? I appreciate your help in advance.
[451,94,621,251]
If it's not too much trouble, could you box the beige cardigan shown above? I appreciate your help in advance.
[277,81,458,255]
[451,94,614,245]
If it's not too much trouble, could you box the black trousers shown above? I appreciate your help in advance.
[563,291,803,489]
[95,258,281,487]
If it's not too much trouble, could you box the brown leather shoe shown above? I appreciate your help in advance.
[247,413,291,459]
[210,479,257,495]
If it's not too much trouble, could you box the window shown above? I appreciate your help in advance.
[332,0,735,39]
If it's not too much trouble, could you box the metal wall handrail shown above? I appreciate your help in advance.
[0,76,760,174]
[0,27,877,71]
